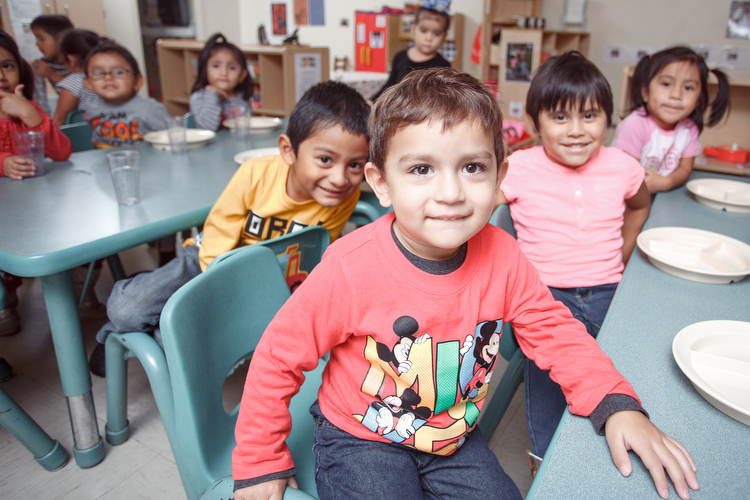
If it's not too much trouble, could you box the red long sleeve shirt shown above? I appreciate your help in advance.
[0,101,72,176]
[233,213,639,481]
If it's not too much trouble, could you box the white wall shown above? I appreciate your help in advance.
[541,0,750,119]
[102,0,148,97]
[194,0,242,42]
[235,0,485,76]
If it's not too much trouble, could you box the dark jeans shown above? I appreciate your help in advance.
[524,283,618,458]
[310,402,522,500]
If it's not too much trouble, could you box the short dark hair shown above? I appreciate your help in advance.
[414,7,451,32]
[84,42,141,78]
[369,68,504,172]
[60,29,100,66]
[191,33,253,101]
[526,51,613,130]
[0,31,35,100]
[30,15,73,39]
[286,81,370,154]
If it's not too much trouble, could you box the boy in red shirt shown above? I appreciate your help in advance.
[232,68,699,500]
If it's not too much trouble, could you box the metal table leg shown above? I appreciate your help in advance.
[41,271,105,468]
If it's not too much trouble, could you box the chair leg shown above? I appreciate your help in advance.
[0,387,69,471]
[478,349,525,441]
[105,334,130,445]
[106,254,127,282]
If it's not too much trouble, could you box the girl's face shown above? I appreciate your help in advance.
[32,28,59,59]
[411,16,447,58]
[206,48,247,95]
[642,61,701,131]
[0,47,21,92]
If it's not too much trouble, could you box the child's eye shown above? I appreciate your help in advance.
[463,163,486,175]
[2,62,15,70]
[685,85,695,91]
[318,156,332,165]
[410,165,432,175]
[554,114,566,122]
[348,162,364,171]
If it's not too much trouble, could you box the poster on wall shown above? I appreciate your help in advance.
[5,0,44,61]
[272,3,288,35]
[728,2,750,39]
[295,53,322,101]
[505,43,533,82]
[293,0,325,26]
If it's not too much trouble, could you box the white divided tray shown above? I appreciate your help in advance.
[673,320,750,426]
[686,178,750,213]
[637,227,750,284]
[143,129,216,151]
[223,116,282,134]
[234,147,280,164]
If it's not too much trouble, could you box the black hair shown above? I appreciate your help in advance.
[0,31,35,100]
[84,42,141,78]
[191,33,253,101]
[60,29,100,67]
[629,46,730,131]
[30,15,74,39]
[414,7,451,32]
[526,51,613,130]
[286,80,370,154]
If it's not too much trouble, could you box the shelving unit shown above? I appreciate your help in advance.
[156,39,329,117]
[481,0,589,133]
[618,66,750,150]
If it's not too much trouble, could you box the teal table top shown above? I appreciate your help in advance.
[0,126,285,277]
[528,172,750,499]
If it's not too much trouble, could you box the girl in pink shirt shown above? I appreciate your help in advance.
[614,46,731,193]
[496,52,651,459]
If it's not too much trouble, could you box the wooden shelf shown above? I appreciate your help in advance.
[618,66,750,150]
[156,39,330,117]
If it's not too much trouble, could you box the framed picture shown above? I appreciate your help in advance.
[505,43,534,82]
[271,3,288,35]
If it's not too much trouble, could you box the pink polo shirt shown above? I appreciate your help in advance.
[501,146,645,288]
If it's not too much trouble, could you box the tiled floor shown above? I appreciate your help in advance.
[0,242,534,498]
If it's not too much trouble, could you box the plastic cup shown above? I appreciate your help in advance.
[167,116,187,154]
[107,150,141,205]
[12,131,45,176]
[229,106,251,140]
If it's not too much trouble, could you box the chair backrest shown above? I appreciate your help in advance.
[160,245,325,499]
[208,225,330,292]
[490,204,516,239]
[65,109,86,124]
[185,112,196,129]
[60,122,94,152]
[349,190,393,227]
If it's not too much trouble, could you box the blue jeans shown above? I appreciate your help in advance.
[95,245,202,347]
[310,402,522,500]
[524,283,618,458]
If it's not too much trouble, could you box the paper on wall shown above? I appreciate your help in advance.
[295,53,322,102]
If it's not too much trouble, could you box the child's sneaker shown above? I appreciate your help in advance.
[88,343,106,378]
[0,294,21,337]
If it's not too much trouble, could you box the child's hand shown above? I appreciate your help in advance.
[234,476,297,500]
[0,85,42,127]
[32,59,54,79]
[3,155,35,179]
[644,170,672,193]
[205,85,229,99]
[605,410,699,500]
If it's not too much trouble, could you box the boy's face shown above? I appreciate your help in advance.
[84,52,142,105]
[32,28,57,59]
[411,16,447,57]
[366,120,506,261]
[280,125,368,207]
[534,100,607,169]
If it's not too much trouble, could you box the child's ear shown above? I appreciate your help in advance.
[239,67,249,84]
[134,74,144,92]
[640,86,649,103]
[278,134,296,165]
[66,54,77,69]
[496,159,509,190]
[526,113,540,136]
[83,76,93,91]
[364,162,392,208]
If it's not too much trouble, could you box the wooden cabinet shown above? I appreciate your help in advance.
[156,39,329,117]
[39,0,107,34]
[618,66,750,150]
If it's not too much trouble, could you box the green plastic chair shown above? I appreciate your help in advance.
[64,109,86,124]
[0,385,69,471]
[60,122,94,152]
[349,190,392,227]
[105,228,330,498]
[476,205,525,441]
[185,112,196,129]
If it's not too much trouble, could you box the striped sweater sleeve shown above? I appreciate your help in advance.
[189,89,223,131]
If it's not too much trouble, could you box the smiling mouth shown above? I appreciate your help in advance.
[433,216,467,221]
[320,186,347,196]
[561,143,590,150]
